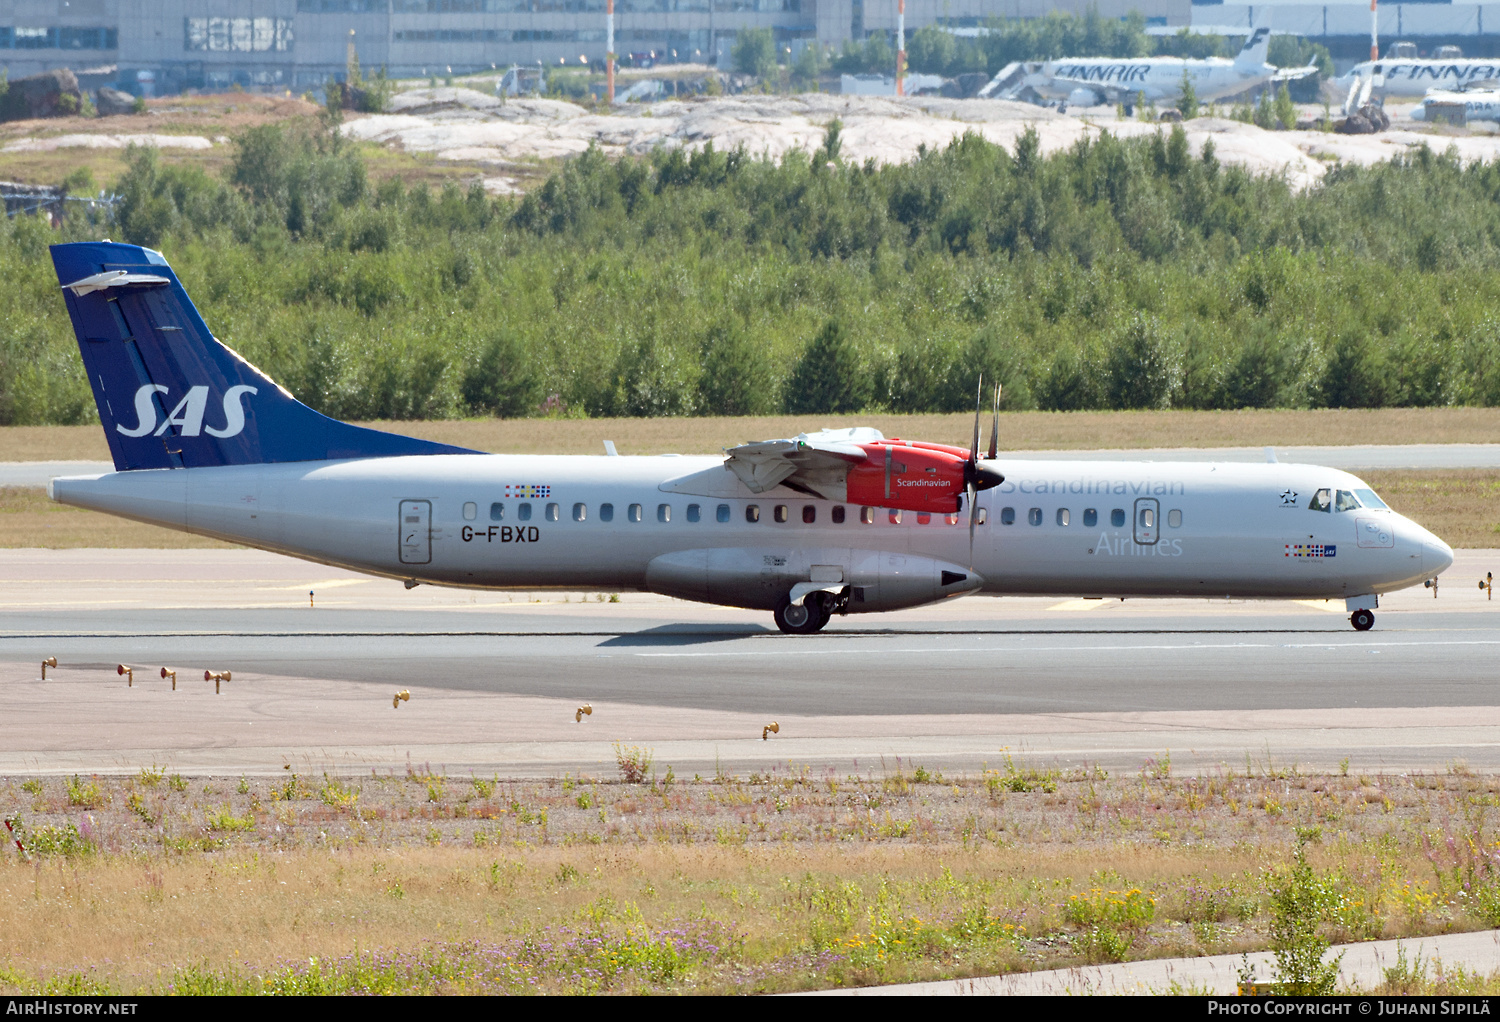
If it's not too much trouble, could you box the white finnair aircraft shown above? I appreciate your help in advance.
[982,27,1315,110]
[48,241,1451,634]
[1336,57,1500,103]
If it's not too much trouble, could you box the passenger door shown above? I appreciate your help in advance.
[1133,497,1159,546]
[399,500,431,564]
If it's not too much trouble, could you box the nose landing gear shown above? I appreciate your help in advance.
[1350,608,1375,631]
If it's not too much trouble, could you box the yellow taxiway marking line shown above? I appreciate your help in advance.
[256,579,373,591]
[1294,600,1347,613]
[1047,599,1108,611]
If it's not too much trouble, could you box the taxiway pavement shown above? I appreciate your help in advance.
[4,547,1500,778]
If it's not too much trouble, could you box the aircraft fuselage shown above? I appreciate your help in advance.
[50,454,1449,614]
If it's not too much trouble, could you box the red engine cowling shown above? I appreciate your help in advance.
[846,441,971,513]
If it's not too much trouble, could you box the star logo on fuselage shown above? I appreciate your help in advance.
[1279,489,1298,506]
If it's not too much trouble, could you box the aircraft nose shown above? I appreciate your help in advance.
[1423,531,1454,577]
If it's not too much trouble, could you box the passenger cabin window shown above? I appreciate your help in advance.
[1110,508,1125,527]
[518,502,532,521]
[628,503,643,522]
[1083,508,1097,527]
[657,503,671,523]
[945,512,959,525]
[545,503,560,522]
[917,512,931,525]
[1354,488,1388,510]
[803,505,816,524]
[1056,508,1070,526]
[716,504,731,523]
[1028,508,1042,526]
[1308,488,1332,512]
[600,503,614,522]
[573,502,586,522]
[888,509,903,525]
[774,505,789,523]
[1167,509,1182,528]
[976,508,987,524]
[1000,507,1015,525]
[687,504,701,523]
[860,506,875,524]
[832,506,846,524]
[462,502,477,521]
[489,501,505,521]
[1139,506,1155,528]
[1334,490,1361,512]
[746,504,760,523]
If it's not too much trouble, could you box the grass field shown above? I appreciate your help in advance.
[3,470,1495,549]
[2,762,1499,995]
[5,408,1499,462]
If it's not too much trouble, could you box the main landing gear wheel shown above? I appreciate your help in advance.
[1350,608,1375,631]
[774,593,830,635]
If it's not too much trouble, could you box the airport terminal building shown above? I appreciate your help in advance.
[2,0,1190,94]
[1,0,1498,94]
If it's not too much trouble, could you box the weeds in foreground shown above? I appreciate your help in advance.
[65,775,103,809]
[1266,840,1344,995]
[614,743,653,785]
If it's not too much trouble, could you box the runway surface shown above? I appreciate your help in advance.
[5,547,1500,778]
[3,442,1500,487]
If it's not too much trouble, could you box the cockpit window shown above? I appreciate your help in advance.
[1353,488,1388,510]
[1308,487,1332,512]
[1334,489,1361,512]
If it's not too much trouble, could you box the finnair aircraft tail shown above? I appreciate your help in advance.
[51,242,477,472]
[1233,26,1272,70]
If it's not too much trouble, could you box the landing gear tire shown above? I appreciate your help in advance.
[1350,608,1375,631]
[774,593,830,635]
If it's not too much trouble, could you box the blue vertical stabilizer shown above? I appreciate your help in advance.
[51,241,481,471]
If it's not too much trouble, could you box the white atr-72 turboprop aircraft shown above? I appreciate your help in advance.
[47,241,1451,634]
[983,27,1314,110]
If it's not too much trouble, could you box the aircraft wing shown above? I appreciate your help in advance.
[1271,64,1320,82]
[723,427,881,497]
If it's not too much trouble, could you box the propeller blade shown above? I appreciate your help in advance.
[987,383,1001,461]
[967,482,978,568]
[970,374,982,466]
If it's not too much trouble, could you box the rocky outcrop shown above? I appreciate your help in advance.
[0,69,84,121]
[95,86,138,117]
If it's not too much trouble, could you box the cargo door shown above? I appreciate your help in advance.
[399,500,431,564]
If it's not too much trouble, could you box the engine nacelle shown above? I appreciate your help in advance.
[845,442,971,514]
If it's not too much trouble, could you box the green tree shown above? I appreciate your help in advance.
[1319,335,1391,409]
[1106,315,1180,409]
[908,25,958,75]
[461,334,542,418]
[1273,83,1298,130]
[814,118,843,165]
[698,324,780,415]
[791,43,824,89]
[732,28,777,78]
[1178,70,1198,120]
[784,320,872,414]
[1253,88,1275,129]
